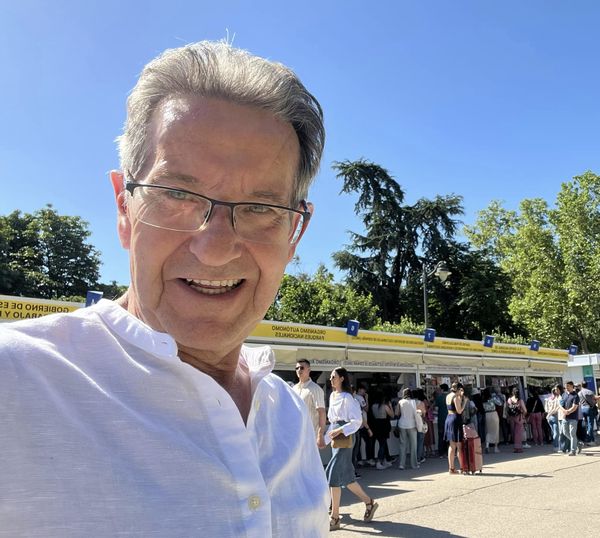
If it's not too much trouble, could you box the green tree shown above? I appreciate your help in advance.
[465,171,600,352]
[266,264,380,328]
[331,158,464,324]
[0,205,102,299]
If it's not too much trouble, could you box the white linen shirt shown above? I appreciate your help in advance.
[0,300,328,537]
[324,392,362,444]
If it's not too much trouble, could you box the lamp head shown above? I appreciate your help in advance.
[434,261,451,283]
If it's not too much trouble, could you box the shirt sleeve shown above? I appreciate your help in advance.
[341,394,363,436]
[315,385,325,409]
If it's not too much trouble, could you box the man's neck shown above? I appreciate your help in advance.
[180,346,252,422]
[117,292,252,422]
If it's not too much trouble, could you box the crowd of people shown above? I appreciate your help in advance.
[292,361,600,530]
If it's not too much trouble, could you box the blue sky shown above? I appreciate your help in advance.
[2,1,599,285]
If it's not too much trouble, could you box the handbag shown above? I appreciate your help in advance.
[392,418,401,438]
[413,401,424,433]
[463,423,478,439]
[332,432,353,449]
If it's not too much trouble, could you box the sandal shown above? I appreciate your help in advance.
[329,517,341,531]
[449,468,458,474]
[363,498,379,522]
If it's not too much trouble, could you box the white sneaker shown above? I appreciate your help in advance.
[366,459,376,466]
[376,462,387,470]
[523,443,531,449]
[383,460,393,468]
[398,464,405,470]
[494,447,500,453]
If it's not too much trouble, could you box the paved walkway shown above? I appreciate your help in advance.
[332,443,600,537]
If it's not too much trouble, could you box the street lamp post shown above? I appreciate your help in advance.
[422,261,451,329]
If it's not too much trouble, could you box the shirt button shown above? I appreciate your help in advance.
[248,495,261,511]
[254,401,260,412]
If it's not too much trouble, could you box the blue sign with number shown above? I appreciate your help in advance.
[529,340,540,352]
[483,335,495,348]
[346,319,360,337]
[568,344,578,356]
[424,328,436,343]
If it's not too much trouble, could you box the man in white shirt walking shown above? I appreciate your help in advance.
[0,41,328,537]
[293,359,326,448]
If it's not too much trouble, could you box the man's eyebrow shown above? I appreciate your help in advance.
[147,171,292,205]
[148,171,198,185]
[248,190,291,205]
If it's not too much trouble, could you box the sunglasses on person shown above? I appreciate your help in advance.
[295,366,305,371]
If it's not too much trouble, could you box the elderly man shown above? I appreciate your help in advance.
[0,41,328,536]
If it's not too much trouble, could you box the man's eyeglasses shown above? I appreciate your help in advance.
[124,179,311,245]
[295,366,305,371]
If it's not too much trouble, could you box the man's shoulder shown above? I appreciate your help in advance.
[0,307,93,352]
[307,379,324,393]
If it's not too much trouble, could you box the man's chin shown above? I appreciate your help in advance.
[166,316,257,355]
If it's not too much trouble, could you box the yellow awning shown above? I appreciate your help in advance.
[346,349,421,366]
[529,360,567,372]
[481,358,528,370]
[269,346,298,365]
[296,346,346,362]
[422,354,481,367]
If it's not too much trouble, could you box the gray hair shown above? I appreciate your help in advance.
[117,40,324,203]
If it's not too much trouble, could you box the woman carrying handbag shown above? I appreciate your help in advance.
[325,367,379,531]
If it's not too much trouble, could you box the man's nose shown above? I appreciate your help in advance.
[188,205,242,266]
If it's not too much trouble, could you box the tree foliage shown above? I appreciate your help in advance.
[0,205,102,299]
[266,264,380,328]
[465,171,600,352]
[332,159,464,323]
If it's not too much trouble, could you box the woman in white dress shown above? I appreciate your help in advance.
[482,388,500,453]
[325,367,378,531]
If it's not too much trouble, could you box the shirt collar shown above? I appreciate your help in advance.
[89,300,275,383]
[90,299,178,359]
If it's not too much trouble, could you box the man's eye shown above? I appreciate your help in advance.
[166,189,193,201]
[245,204,273,214]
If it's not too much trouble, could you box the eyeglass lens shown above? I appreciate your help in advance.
[130,185,304,244]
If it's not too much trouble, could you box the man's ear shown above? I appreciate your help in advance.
[110,170,131,250]
[286,202,314,262]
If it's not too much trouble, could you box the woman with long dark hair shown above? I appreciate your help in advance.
[325,367,378,530]
[506,387,527,453]
[444,382,466,473]
[370,391,394,470]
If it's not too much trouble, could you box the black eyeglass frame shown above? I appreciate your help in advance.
[124,180,312,243]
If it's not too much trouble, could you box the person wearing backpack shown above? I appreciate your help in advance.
[506,387,527,453]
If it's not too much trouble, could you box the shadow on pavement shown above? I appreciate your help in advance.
[475,471,552,478]
[338,518,466,537]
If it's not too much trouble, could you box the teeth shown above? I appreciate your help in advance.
[184,278,242,295]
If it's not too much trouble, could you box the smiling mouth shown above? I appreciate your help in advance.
[183,278,243,295]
